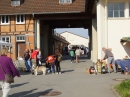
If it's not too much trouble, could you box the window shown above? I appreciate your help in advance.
[16,15,25,24]
[0,36,11,51]
[59,0,72,4]
[16,35,25,42]
[108,3,124,17]
[1,16,10,25]
[11,0,20,6]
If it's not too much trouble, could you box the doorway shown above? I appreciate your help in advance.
[16,42,26,59]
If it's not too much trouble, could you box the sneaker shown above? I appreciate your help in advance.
[59,72,62,74]
[56,72,59,74]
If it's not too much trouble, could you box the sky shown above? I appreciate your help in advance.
[55,28,88,38]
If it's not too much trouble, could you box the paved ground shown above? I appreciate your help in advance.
[0,55,130,97]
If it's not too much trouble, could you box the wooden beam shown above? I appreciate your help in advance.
[86,0,95,13]
[44,19,91,25]
[34,13,96,20]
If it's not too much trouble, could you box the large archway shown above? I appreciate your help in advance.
[33,0,98,62]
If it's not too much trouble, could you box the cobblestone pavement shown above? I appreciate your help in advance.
[0,55,129,97]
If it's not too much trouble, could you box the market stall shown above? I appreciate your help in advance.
[115,59,130,72]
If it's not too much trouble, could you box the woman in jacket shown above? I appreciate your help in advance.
[0,48,20,97]
[55,49,62,74]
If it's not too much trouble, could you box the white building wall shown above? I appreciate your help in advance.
[105,0,130,59]
[97,0,106,59]
[108,20,130,59]
[60,32,89,47]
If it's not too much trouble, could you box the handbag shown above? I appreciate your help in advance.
[0,64,14,83]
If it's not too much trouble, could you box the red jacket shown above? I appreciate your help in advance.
[46,55,56,63]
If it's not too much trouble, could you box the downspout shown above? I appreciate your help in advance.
[32,13,37,49]
[105,0,108,48]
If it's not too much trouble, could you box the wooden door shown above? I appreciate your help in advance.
[17,42,26,58]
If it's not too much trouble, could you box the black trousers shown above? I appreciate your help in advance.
[56,61,61,73]
[36,59,39,66]
[71,56,74,62]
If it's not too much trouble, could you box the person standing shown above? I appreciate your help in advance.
[32,48,39,66]
[101,47,116,73]
[69,49,75,63]
[37,48,42,65]
[86,47,88,55]
[55,49,62,74]
[75,47,81,63]
[0,48,20,97]
[24,49,31,72]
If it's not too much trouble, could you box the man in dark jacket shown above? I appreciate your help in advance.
[24,49,31,72]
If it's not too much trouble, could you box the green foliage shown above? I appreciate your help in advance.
[115,80,130,97]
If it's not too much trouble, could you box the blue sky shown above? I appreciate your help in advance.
[55,28,88,38]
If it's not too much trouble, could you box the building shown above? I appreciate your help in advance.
[95,0,130,60]
[0,0,90,60]
[1,0,129,62]
[53,32,70,54]
[60,31,89,47]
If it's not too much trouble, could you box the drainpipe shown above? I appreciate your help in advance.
[105,0,108,48]
[34,20,37,49]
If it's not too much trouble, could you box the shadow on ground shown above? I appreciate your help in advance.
[19,71,32,75]
[12,82,29,88]
[62,70,74,73]
[10,89,53,97]
[0,82,29,91]
[62,55,89,61]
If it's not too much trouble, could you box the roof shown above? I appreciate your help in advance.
[60,31,88,39]
[53,35,70,44]
[0,0,86,15]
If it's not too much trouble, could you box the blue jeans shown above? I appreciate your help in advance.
[27,60,32,68]
[25,60,32,71]
[107,57,116,73]
[51,65,55,73]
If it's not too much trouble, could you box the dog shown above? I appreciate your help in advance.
[32,64,46,76]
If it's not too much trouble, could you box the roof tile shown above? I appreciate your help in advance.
[0,0,86,15]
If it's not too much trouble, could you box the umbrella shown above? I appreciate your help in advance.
[0,40,12,47]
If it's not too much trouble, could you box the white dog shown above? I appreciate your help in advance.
[32,64,46,76]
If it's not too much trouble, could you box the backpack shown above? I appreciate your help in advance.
[58,54,62,62]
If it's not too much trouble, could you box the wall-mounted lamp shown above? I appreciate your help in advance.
[95,0,99,3]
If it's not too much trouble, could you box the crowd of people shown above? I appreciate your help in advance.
[69,47,84,63]
[0,46,117,97]
[0,47,63,97]
[24,48,62,74]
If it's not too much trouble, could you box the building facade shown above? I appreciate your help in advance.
[60,31,89,47]
[0,14,34,59]
[1,0,128,62]
[96,0,130,60]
